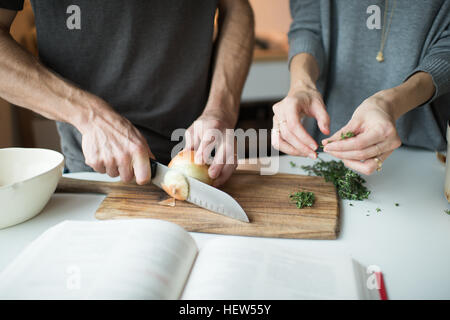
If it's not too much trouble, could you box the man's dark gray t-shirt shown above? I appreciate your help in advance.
[4,0,218,169]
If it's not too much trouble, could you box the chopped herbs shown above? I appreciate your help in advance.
[290,191,315,209]
[341,131,356,140]
[290,161,297,168]
[376,208,381,213]
[445,209,450,215]
[395,203,399,207]
[349,203,354,206]
[301,159,370,201]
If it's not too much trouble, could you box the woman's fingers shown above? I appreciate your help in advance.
[271,126,308,157]
[326,137,401,161]
[343,150,393,175]
[272,92,331,157]
[279,120,317,159]
[308,98,330,135]
[281,105,317,150]
[286,115,318,151]
[322,121,360,147]
[324,127,384,153]
[272,111,317,158]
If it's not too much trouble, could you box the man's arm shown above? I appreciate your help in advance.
[185,0,255,186]
[0,8,152,184]
[204,0,254,126]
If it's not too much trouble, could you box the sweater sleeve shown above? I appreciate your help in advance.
[288,0,324,73]
[406,6,450,101]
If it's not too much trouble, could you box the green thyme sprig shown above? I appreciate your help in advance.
[341,131,356,140]
[301,159,370,201]
[290,191,315,209]
[319,131,356,149]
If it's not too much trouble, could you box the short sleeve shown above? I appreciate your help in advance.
[0,0,24,11]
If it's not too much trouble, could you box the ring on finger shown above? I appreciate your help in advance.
[374,157,383,172]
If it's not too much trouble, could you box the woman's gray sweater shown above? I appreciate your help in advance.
[289,0,450,151]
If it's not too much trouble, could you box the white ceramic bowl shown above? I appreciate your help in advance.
[0,148,64,229]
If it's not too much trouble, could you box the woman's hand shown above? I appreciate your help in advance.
[272,84,330,159]
[322,94,402,175]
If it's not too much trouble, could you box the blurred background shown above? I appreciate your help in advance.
[0,0,292,154]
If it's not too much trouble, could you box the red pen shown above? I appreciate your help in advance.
[375,271,388,300]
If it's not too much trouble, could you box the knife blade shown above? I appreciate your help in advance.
[150,159,249,223]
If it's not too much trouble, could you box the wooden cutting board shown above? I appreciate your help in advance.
[56,171,339,239]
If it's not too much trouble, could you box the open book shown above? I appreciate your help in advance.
[0,219,382,300]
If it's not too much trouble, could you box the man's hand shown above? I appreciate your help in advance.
[322,94,402,175]
[184,111,236,187]
[0,9,154,184]
[183,0,253,187]
[79,100,154,185]
[272,84,330,159]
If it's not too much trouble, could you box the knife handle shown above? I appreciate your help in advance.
[57,159,159,195]
[56,177,158,195]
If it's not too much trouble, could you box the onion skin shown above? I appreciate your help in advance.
[168,150,213,185]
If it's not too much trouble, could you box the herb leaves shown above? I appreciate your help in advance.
[340,131,356,140]
[301,159,370,201]
[290,191,315,209]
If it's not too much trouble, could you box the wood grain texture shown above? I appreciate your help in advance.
[57,171,339,239]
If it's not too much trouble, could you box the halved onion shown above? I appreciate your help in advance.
[161,170,189,200]
[160,150,214,200]
[168,150,213,185]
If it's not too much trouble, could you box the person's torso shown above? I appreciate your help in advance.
[308,0,448,150]
[31,0,218,137]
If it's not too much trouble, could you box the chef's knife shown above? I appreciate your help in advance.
[149,159,249,223]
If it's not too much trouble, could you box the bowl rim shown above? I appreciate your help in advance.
[0,148,65,190]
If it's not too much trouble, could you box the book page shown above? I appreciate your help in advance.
[0,219,198,299]
[182,238,362,300]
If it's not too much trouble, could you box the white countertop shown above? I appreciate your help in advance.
[1,147,449,299]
